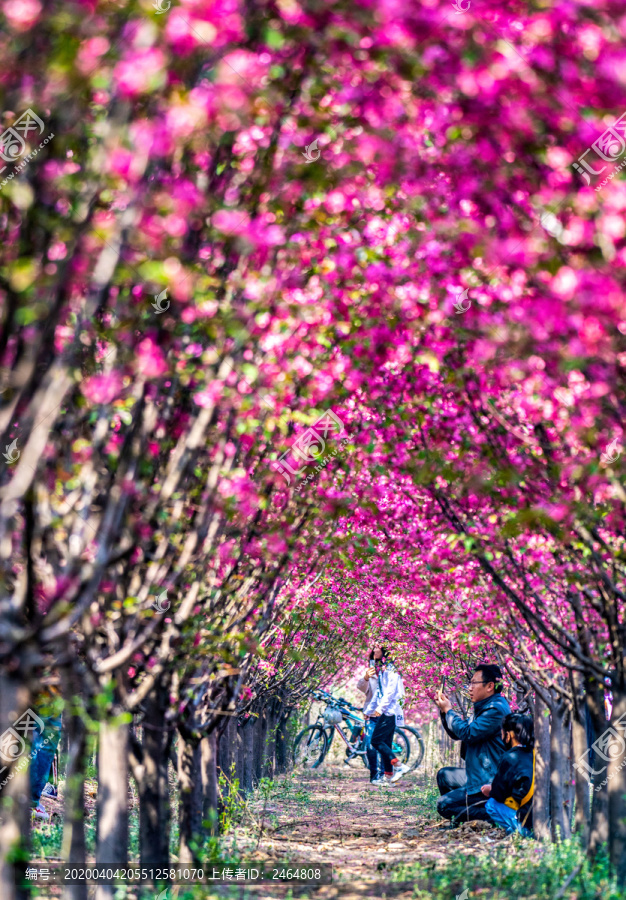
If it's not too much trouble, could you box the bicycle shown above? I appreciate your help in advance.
[397,723,425,771]
[293,690,409,770]
[315,691,369,763]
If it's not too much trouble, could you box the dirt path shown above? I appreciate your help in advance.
[218,765,510,899]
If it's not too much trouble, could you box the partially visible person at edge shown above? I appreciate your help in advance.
[30,670,63,822]
[356,645,389,782]
[433,663,511,825]
[481,713,535,837]
[364,646,409,785]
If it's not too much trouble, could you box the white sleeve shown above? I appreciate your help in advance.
[375,670,400,713]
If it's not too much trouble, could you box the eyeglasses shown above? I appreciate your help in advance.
[467,679,489,686]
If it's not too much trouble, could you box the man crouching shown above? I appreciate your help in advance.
[433,664,511,826]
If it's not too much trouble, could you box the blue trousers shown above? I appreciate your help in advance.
[485,797,529,835]
[364,718,384,780]
[30,716,62,804]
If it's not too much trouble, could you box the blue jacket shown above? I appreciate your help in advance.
[442,693,511,792]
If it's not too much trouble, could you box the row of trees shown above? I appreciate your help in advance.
[2,0,625,891]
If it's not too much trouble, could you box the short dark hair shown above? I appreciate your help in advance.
[502,713,534,748]
[369,646,388,663]
[474,663,503,692]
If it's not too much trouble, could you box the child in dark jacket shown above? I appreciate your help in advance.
[480,713,534,836]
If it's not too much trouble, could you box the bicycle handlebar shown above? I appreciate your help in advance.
[310,689,362,715]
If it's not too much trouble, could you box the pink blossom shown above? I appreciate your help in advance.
[266,534,287,555]
[4,0,41,30]
[76,36,110,75]
[82,371,123,405]
[114,48,166,98]
[325,191,347,214]
[193,381,223,407]
[136,338,167,379]
[212,209,250,235]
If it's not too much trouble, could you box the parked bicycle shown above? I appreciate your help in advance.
[293,689,414,770]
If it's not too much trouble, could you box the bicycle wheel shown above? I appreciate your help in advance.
[293,725,327,768]
[344,724,367,768]
[399,725,425,771]
[391,727,410,766]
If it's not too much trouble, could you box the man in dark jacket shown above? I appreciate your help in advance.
[434,663,511,825]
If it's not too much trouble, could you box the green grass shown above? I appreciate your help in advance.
[390,836,622,900]
[29,773,626,900]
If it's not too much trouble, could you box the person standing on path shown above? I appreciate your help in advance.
[366,648,409,785]
[356,646,385,783]
[433,663,511,825]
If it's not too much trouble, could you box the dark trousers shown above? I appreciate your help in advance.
[369,714,397,775]
[436,766,491,824]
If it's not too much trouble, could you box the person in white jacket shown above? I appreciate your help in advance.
[356,648,385,782]
[366,647,409,784]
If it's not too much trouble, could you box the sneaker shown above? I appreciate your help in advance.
[389,763,410,784]
[32,803,50,821]
[42,783,57,798]
[370,775,386,785]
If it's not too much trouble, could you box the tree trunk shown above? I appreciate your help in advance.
[0,674,33,900]
[533,691,551,841]
[584,676,609,856]
[236,721,245,792]
[95,719,129,900]
[263,706,277,779]
[549,696,572,841]
[571,699,590,844]
[241,721,254,794]
[217,717,236,781]
[60,674,89,900]
[607,689,626,882]
[275,714,289,775]
[201,731,219,835]
[178,733,203,864]
[59,726,70,779]
[137,684,172,870]
[252,712,264,785]
[564,724,575,828]
[422,722,434,787]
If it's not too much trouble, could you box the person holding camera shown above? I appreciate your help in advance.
[433,663,511,825]
[356,646,385,783]
[363,647,409,785]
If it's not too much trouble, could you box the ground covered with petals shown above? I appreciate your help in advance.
[205,767,616,900]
